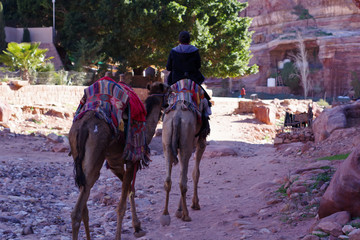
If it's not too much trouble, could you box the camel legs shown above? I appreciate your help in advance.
[71,155,104,240]
[160,143,174,226]
[160,108,201,226]
[191,137,206,210]
[129,185,146,238]
[114,165,131,240]
[71,186,92,240]
[175,143,193,222]
[110,163,146,238]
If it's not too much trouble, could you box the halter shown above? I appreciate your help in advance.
[148,93,169,108]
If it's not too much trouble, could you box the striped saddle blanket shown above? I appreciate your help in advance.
[73,77,149,167]
[165,79,208,121]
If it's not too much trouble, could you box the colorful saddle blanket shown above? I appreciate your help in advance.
[165,79,207,121]
[73,77,149,167]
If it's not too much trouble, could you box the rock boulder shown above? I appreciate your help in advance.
[318,147,360,218]
[312,102,360,142]
[253,105,276,125]
[0,101,12,123]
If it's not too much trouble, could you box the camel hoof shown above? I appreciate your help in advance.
[182,215,192,222]
[160,214,171,226]
[191,203,201,210]
[134,229,146,238]
[175,210,182,219]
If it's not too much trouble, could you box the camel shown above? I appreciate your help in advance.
[68,80,168,240]
[160,79,209,226]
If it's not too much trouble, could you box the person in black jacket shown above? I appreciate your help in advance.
[166,31,205,86]
[166,31,211,138]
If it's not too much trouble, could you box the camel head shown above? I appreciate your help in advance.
[145,81,169,145]
[147,81,169,95]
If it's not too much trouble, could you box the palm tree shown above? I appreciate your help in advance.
[0,42,53,83]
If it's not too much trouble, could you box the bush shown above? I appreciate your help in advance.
[316,99,330,108]
[32,70,93,85]
[281,62,300,92]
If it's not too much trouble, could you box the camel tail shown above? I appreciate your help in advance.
[74,123,89,188]
[171,115,180,165]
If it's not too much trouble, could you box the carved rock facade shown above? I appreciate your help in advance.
[241,0,360,98]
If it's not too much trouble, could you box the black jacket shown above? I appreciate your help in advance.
[166,44,205,86]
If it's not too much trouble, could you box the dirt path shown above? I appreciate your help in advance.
[0,97,316,240]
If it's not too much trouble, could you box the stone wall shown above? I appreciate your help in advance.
[255,86,291,95]
[274,128,314,145]
[5,27,53,43]
[235,99,263,114]
[0,83,149,108]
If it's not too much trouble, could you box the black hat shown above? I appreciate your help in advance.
[179,31,190,44]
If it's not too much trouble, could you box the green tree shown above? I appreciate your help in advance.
[22,28,31,42]
[193,1,258,77]
[60,1,105,71]
[72,38,106,71]
[61,0,257,78]
[291,4,316,27]
[16,0,52,27]
[0,42,53,82]
[3,1,258,78]
[2,0,54,27]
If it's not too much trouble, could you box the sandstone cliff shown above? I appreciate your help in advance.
[241,0,360,98]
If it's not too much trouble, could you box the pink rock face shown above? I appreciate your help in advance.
[312,102,360,142]
[354,0,360,9]
[240,0,360,98]
[318,147,360,218]
[318,211,351,226]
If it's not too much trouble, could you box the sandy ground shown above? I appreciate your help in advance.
[0,97,317,240]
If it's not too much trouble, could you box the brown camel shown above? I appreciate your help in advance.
[160,80,209,226]
[69,81,168,240]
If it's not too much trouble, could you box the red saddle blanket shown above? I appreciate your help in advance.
[73,77,149,166]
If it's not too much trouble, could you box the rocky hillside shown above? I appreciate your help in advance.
[240,0,360,98]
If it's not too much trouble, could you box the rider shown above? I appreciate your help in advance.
[166,31,205,86]
[166,31,211,137]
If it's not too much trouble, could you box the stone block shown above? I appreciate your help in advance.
[254,105,276,125]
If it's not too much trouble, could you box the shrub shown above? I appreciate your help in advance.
[316,99,330,108]
[281,62,300,92]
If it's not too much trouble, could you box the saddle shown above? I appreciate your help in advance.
[73,77,149,167]
[165,79,211,138]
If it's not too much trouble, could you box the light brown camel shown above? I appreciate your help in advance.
[69,81,168,240]
[160,82,209,226]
